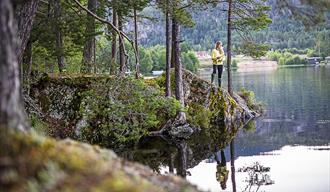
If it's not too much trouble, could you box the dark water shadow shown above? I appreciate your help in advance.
[117,118,255,176]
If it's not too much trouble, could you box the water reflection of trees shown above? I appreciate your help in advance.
[118,119,252,177]
[233,66,330,156]
[231,140,237,192]
[117,119,270,192]
[215,150,229,190]
[238,162,274,192]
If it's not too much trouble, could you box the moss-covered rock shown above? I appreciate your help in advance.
[28,71,259,150]
[0,131,199,192]
[153,69,259,128]
[29,74,182,150]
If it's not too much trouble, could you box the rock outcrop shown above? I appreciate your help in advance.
[181,69,259,123]
[17,71,261,192]
[154,70,259,130]
[27,71,259,147]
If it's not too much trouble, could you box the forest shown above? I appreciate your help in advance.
[26,0,330,77]
[1,0,329,192]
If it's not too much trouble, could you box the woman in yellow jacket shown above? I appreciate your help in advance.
[211,41,225,86]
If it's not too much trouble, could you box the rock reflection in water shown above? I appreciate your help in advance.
[117,118,254,191]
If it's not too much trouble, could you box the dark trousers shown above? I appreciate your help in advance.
[212,65,223,79]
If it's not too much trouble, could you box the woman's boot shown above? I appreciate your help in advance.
[211,73,215,85]
[218,78,222,87]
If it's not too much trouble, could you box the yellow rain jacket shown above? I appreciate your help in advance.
[211,48,225,65]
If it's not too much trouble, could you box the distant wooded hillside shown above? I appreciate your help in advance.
[137,3,330,53]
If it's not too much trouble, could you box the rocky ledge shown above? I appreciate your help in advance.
[26,70,260,148]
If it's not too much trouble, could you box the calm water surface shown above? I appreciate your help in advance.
[191,65,330,192]
[119,65,330,192]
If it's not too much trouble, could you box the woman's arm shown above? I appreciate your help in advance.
[211,49,217,61]
[220,47,225,59]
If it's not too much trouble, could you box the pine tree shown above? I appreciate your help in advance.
[226,0,272,95]
[81,0,97,73]
[0,0,28,132]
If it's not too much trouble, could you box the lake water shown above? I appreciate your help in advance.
[120,65,330,192]
[192,65,330,192]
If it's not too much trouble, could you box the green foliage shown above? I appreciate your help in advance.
[282,0,330,26]
[267,50,308,65]
[30,0,87,73]
[140,48,154,74]
[238,88,264,113]
[140,4,329,54]
[232,59,238,68]
[233,1,272,31]
[78,77,182,149]
[187,103,212,128]
[29,115,49,136]
[243,120,257,133]
[182,51,200,73]
[240,42,271,58]
[282,48,310,55]
[314,30,330,57]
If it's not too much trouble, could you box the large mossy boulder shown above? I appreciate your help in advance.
[0,132,199,192]
[29,74,181,151]
[153,70,259,128]
[28,71,259,150]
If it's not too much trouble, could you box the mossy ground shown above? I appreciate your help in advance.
[0,131,198,192]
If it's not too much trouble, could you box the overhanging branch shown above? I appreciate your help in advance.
[72,0,140,78]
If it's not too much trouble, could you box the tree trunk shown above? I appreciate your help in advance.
[81,0,96,73]
[227,0,233,96]
[230,140,237,192]
[54,0,66,72]
[165,2,171,97]
[15,0,38,65]
[93,37,97,72]
[177,141,187,178]
[168,152,175,173]
[134,7,140,79]
[23,40,33,80]
[172,17,186,122]
[110,10,118,75]
[171,17,175,68]
[0,0,27,132]
[23,40,33,93]
[118,15,126,75]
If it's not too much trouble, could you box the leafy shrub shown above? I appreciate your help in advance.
[78,77,182,150]
[240,42,271,59]
[238,88,264,114]
[267,50,307,65]
[232,59,239,68]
